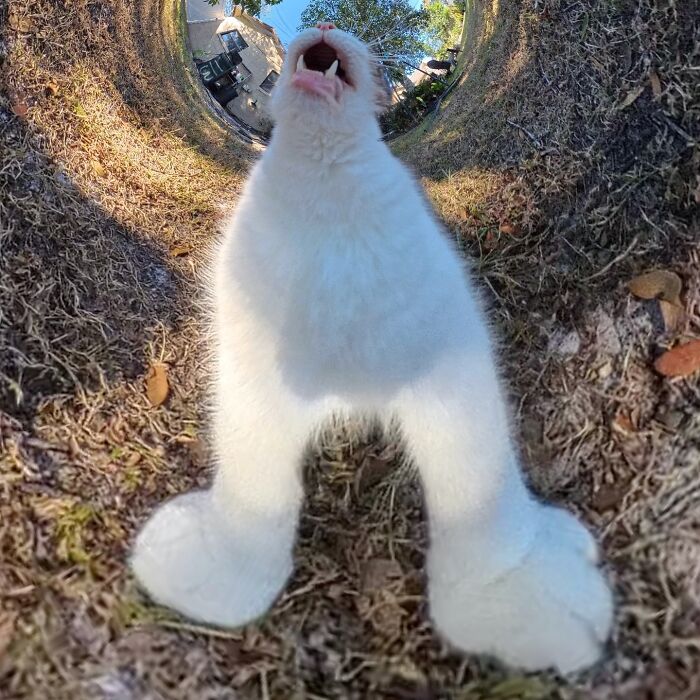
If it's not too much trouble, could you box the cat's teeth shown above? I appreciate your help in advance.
[296,55,306,72]
[325,59,339,79]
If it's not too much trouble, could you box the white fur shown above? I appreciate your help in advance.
[132,28,613,673]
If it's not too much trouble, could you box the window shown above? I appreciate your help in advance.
[259,70,279,95]
[219,30,248,53]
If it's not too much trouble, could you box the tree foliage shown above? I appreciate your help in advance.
[299,0,428,78]
[380,77,443,134]
[423,1,463,57]
[206,0,281,19]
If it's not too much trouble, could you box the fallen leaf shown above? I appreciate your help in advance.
[593,478,631,513]
[612,412,635,434]
[8,13,33,32]
[188,437,208,467]
[649,70,662,98]
[659,299,684,333]
[499,222,518,236]
[0,612,17,657]
[486,676,557,699]
[361,558,402,593]
[169,244,192,257]
[125,451,142,467]
[32,495,74,520]
[598,361,613,379]
[628,269,682,304]
[658,409,684,430]
[91,160,107,177]
[483,229,497,250]
[618,85,645,110]
[146,362,169,406]
[654,339,700,378]
[355,456,393,494]
[45,81,60,97]
[11,100,28,118]
[74,102,88,119]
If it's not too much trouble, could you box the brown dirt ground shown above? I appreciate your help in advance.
[1,0,699,698]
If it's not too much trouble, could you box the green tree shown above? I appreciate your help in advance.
[299,0,428,80]
[423,1,463,57]
[206,0,282,19]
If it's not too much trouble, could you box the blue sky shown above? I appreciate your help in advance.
[262,0,423,46]
[262,0,308,43]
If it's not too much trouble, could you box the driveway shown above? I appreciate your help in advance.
[186,0,225,22]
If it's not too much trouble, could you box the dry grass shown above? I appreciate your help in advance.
[397,0,700,696]
[1,0,699,698]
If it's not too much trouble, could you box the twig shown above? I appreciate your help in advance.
[506,119,543,149]
[584,234,640,280]
[156,619,243,639]
[655,114,696,145]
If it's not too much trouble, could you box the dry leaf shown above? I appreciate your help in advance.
[612,412,635,434]
[628,269,682,304]
[0,612,17,657]
[8,13,33,32]
[649,70,662,98]
[91,160,107,177]
[146,362,169,406]
[486,677,556,699]
[188,437,208,467]
[169,244,192,258]
[483,229,497,250]
[593,478,630,512]
[659,299,684,333]
[11,100,28,118]
[32,495,74,520]
[45,81,60,97]
[618,85,645,110]
[355,456,393,494]
[361,558,403,593]
[499,222,518,236]
[654,339,700,378]
[125,451,142,467]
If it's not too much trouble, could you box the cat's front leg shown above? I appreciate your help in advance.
[131,365,321,627]
[391,349,613,673]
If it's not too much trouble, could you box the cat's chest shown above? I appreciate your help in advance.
[248,225,420,325]
[222,202,468,394]
[244,233,441,393]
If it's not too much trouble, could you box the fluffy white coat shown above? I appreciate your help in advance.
[131,27,613,673]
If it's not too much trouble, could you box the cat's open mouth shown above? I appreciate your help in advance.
[291,41,351,103]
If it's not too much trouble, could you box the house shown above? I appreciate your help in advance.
[187,6,285,133]
[215,8,285,130]
[408,59,436,87]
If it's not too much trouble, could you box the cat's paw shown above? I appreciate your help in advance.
[429,506,613,673]
[131,490,292,627]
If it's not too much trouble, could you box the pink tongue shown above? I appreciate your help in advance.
[291,69,338,100]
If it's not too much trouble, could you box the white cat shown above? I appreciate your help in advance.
[131,25,613,673]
